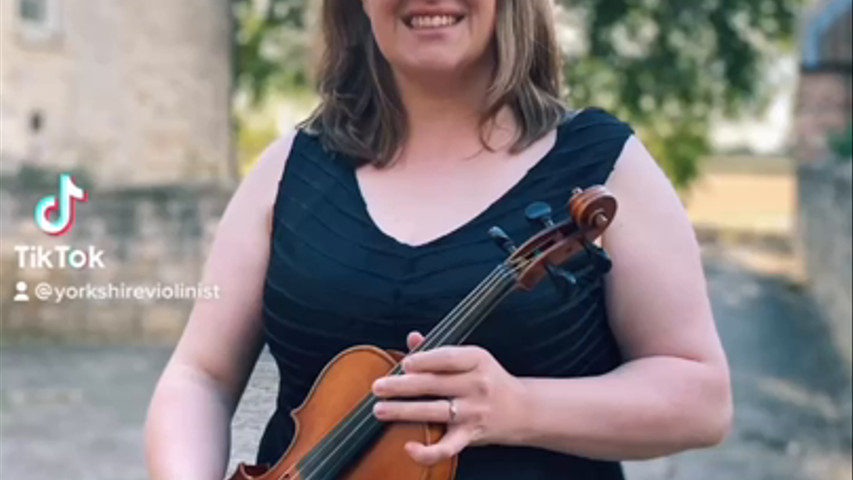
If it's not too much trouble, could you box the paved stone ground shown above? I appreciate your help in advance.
[1,242,851,480]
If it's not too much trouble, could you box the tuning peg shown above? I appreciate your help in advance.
[489,226,517,254]
[593,249,613,274]
[525,202,555,230]
[583,240,613,274]
[546,264,579,297]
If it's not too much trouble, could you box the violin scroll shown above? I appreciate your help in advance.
[568,186,617,233]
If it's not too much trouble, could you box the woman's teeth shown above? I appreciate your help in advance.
[408,15,461,29]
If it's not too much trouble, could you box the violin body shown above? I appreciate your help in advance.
[230,346,457,480]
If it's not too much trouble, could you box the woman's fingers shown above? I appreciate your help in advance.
[407,331,425,352]
[402,345,487,373]
[405,427,472,466]
[373,372,471,398]
[373,399,461,423]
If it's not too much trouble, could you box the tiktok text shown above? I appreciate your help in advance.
[15,245,106,270]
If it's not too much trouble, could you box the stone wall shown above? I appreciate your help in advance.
[795,17,852,365]
[794,71,852,165]
[797,160,853,365]
[0,0,234,186]
[0,182,231,343]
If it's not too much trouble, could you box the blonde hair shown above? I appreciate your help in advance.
[303,0,566,167]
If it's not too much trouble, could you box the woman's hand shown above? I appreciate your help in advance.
[372,332,529,466]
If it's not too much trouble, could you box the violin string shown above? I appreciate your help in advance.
[295,263,515,479]
[298,262,524,479]
[405,266,516,355]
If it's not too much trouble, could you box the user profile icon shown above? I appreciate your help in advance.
[14,281,29,302]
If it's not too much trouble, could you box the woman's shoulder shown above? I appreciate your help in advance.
[234,129,299,234]
[546,107,637,185]
[251,126,358,227]
[252,129,300,182]
[564,107,635,136]
[248,126,328,185]
[551,107,636,156]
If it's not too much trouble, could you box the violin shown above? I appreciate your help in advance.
[230,186,618,480]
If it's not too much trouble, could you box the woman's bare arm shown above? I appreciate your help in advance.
[145,133,296,480]
[512,135,733,460]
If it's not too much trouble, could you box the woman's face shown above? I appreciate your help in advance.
[361,0,497,75]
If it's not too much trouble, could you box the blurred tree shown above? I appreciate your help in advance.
[233,0,310,104]
[562,0,801,187]
[233,0,802,188]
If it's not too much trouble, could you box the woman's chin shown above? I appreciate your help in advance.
[398,58,474,79]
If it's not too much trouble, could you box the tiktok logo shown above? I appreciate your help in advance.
[33,174,88,236]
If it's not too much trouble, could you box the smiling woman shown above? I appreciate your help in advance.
[145,1,733,479]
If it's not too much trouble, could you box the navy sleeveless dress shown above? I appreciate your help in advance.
[258,108,633,479]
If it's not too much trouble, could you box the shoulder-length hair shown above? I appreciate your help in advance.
[302,0,566,167]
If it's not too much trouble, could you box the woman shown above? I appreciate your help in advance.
[145,0,733,478]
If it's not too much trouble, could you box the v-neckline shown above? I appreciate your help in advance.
[349,111,581,251]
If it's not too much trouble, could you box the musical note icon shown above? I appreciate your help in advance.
[33,174,88,236]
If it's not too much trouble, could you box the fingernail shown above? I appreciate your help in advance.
[373,403,386,417]
[372,379,386,393]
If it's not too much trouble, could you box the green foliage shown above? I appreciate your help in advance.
[232,0,802,188]
[233,0,310,105]
[236,116,281,176]
[561,0,800,188]
[828,122,853,161]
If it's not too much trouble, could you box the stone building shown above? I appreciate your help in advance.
[796,0,852,366]
[0,0,235,342]
[0,0,235,186]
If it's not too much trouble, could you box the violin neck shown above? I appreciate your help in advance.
[400,263,519,363]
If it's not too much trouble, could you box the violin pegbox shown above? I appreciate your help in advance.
[504,186,618,291]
